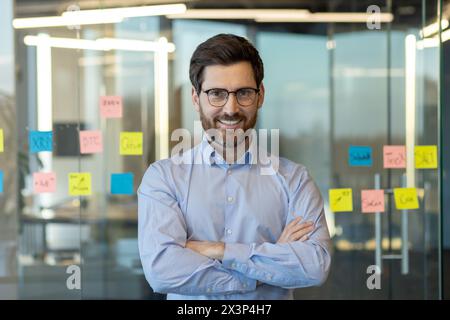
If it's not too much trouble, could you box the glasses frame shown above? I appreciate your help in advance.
[202,87,260,107]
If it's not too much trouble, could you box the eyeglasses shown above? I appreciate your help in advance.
[202,87,260,107]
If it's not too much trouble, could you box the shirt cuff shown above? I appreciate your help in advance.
[222,242,252,270]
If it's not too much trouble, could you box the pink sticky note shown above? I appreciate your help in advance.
[79,130,103,154]
[383,145,406,168]
[33,172,56,194]
[361,189,385,213]
[100,96,123,118]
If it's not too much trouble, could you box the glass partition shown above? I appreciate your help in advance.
[0,0,443,300]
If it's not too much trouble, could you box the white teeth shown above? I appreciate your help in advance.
[219,120,240,125]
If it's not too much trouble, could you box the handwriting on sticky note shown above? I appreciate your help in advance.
[383,145,406,169]
[33,172,56,194]
[100,96,123,118]
[349,146,372,167]
[29,131,53,153]
[329,188,353,212]
[394,188,419,210]
[120,132,143,155]
[79,130,103,154]
[0,129,4,152]
[361,189,385,213]
[68,173,92,196]
[111,173,134,195]
[0,171,3,193]
[415,145,438,169]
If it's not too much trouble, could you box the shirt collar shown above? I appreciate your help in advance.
[200,132,256,167]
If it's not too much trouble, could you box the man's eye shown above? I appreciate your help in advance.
[210,90,225,97]
[239,89,252,97]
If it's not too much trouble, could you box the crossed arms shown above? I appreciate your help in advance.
[138,164,331,296]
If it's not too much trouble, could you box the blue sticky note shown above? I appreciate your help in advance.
[111,173,134,195]
[0,171,3,193]
[29,131,53,153]
[349,145,373,167]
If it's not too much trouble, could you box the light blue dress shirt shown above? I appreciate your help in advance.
[138,137,331,300]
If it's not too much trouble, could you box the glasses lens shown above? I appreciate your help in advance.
[208,89,228,106]
[237,88,257,106]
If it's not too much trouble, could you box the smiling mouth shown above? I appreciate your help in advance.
[217,119,242,126]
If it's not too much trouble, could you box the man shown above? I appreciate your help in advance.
[138,34,331,300]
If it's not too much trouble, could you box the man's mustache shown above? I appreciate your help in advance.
[215,115,245,122]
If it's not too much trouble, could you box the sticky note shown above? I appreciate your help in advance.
[394,188,419,210]
[33,172,56,194]
[329,188,353,212]
[0,129,4,152]
[120,132,143,155]
[29,131,53,153]
[111,173,134,195]
[68,173,92,196]
[361,189,385,213]
[79,130,103,154]
[0,171,3,193]
[383,145,406,169]
[100,96,123,118]
[415,145,438,169]
[349,146,372,167]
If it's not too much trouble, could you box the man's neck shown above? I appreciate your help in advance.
[209,136,251,164]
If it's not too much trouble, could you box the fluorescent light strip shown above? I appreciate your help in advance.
[13,15,123,29]
[97,38,175,52]
[35,34,53,208]
[62,3,186,19]
[420,19,449,38]
[24,35,175,53]
[405,34,416,189]
[255,12,394,23]
[154,37,170,159]
[13,3,186,29]
[167,9,310,20]
[167,9,393,23]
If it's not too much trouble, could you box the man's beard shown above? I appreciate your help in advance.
[198,103,258,148]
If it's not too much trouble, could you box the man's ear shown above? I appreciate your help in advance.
[257,82,265,109]
[192,86,200,112]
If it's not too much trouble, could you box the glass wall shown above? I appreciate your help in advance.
[0,0,444,299]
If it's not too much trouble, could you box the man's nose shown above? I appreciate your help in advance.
[222,93,240,114]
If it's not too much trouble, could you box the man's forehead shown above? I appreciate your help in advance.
[202,62,256,87]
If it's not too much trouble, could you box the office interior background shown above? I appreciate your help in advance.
[0,0,450,299]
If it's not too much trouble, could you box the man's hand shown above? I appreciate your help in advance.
[185,240,225,260]
[277,216,314,243]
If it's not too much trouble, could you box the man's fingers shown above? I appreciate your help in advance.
[299,235,309,242]
[286,216,302,229]
[288,221,313,234]
[289,225,314,241]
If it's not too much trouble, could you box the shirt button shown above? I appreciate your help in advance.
[226,228,232,235]
[231,263,236,268]
[227,196,234,203]
[227,169,232,175]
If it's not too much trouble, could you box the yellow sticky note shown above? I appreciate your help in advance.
[120,132,143,155]
[415,145,437,169]
[69,173,92,196]
[0,129,3,152]
[329,188,353,212]
[394,188,419,210]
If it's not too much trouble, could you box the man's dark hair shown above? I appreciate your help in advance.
[189,34,264,94]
